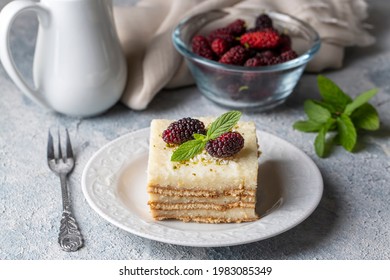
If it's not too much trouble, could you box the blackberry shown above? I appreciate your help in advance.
[219,45,248,65]
[208,19,246,43]
[211,38,231,57]
[278,33,292,52]
[191,35,215,60]
[162,118,206,145]
[256,50,276,59]
[240,29,280,49]
[245,50,281,67]
[255,14,273,30]
[267,56,283,65]
[280,50,298,62]
[226,19,247,36]
[244,56,268,67]
[243,57,268,83]
[206,132,244,158]
[208,29,238,45]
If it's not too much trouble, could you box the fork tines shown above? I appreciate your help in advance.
[65,129,73,159]
[47,128,74,160]
[47,130,55,160]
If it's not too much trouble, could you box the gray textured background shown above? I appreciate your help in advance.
[0,0,389,260]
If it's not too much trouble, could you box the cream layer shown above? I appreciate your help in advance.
[147,118,259,191]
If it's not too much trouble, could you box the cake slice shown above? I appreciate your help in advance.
[146,114,260,223]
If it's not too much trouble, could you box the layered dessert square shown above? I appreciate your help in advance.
[146,115,260,223]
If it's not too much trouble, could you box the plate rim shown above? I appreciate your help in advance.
[81,127,323,247]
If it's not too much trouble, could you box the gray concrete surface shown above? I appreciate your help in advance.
[0,0,389,259]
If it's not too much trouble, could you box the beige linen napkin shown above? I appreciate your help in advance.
[113,0,375,110]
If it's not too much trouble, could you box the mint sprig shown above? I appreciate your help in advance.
[206,110,241,139]
[293,75,380,157]
[170,139,206,162]
[171,111,242,162]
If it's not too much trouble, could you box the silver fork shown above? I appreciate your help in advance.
[47,128,83,252]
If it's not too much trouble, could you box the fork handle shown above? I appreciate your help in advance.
[59,211,83,252]
[58,174,83,252]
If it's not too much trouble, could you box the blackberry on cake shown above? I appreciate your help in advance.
[162,117,206,145]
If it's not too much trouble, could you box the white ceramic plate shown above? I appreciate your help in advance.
[81,128,323,247]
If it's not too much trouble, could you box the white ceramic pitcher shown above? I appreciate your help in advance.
[0,0,127,117]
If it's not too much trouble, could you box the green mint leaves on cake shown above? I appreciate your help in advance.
[170,111,243,162]
[206,111,241,139]
[293,75,380,158]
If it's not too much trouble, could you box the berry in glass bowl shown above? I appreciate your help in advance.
[172,10,320,111]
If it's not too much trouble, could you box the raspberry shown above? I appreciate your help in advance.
[191,35,215,60]
[162,118,206,145]
[280,50,298,62]
[211,38,231,57]
[206,132,244,158]
[240,29,280,49]
[255,14,273,30]
[219,45,248,65]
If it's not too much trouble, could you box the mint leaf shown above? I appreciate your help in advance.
[314,118,335,157]
[193,133,206,141]
[206,111,241,140]
[304,100,331,123]
[337,114,357,151]
[314,126,327,157]
[317,75,352,112]
[171,139,206,162]
[294,75,380,157]
[351,103,380,131]
[344,88,378,115]
[293,120,323,132]
[312,100,338,114]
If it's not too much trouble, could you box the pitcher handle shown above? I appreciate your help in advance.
[0,0,51,109]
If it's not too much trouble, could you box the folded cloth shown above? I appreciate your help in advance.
[113,0,375,110]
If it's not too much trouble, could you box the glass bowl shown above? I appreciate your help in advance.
[172,9,321,111]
